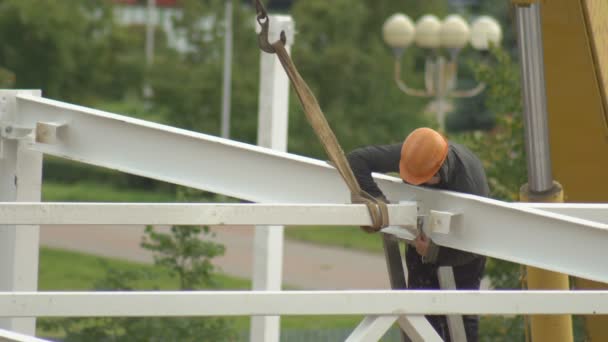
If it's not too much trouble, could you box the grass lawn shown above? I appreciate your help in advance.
[284,225,384,254]
[37,247,365,338]
[42,182,177,203]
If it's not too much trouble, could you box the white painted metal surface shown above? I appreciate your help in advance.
[437,267,467,342]
[346,315,442,342]
[396,316,443,342]
[515,203,608,224]
[0,328,52,342]
[385,185,608,283]
[0,203,417,226]
[252,15,294,342]
[2,290,608,317]
[15,93,350,203]
[12,93,608,283]
[0,90,42,335]
[346,316,398,342]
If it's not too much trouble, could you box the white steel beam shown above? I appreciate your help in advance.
[514,203,608,224]
[345,315,398,342]
[2,290,608,317]
[0,203,417,226]
[396,316,443,342]
[390,186,608,283]
[0,90,42,335]
[15,94,351,204]
[0,328,52,342]
[251,15,294,342]
[12,94,608,282]
[437,267,467,342]
[345,315,442,342]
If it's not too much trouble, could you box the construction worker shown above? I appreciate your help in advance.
[347,127,489,342]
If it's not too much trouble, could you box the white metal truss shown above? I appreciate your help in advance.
[11,93,608,284]
[0,202,416,226]
[252,16,293,342]
[0,328,51,342]
[513,203,608,224]
[347,315,442,342]
[0,90,42,335]
[2,290,608,317]
[385,186,608,283]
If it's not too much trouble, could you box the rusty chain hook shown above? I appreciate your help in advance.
[253,0,286,54]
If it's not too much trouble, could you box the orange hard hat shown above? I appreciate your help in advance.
[399,128,448,185]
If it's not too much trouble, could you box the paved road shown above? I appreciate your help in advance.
[40,225,394,290]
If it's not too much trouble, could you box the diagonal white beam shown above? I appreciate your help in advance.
[0,328,52,342]
[389,185,608,283]
[346,315,441,342]
[13,94,608,283]
[514,203,608,224]
[396,316,443,342]
[345,315,398,342]
[15,94,351,204]
[0,202,416,226]
[2,290,608,317]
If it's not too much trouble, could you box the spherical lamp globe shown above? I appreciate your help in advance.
[414,14,442,49]
[382,13,415,49]
[470,16,502,50]
[440,14,470,49]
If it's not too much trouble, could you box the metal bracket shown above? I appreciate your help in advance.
[0,123,34,159]
[428,210,461,235]
[35,121,66,144]
[0,124,33,140]
[0,121,66,159]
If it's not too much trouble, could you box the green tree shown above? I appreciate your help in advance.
[39,221,235,341]
[141,225,225,290]
[451,46,527,340]
[0,0,143,104]
[288,0,446,158]
[148,0,260,144]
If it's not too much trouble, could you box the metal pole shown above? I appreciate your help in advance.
[145,0,155,66]
[220,0,233,139]
[144,0,156,99]
[515,2,553,193]
[515,2,573,341]
[436,56,446,133]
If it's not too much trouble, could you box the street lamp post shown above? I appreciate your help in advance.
[382,13,502,132]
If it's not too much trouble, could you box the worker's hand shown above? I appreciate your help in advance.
[415,232,430,257]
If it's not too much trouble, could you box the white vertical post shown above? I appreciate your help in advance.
[251,15,294,342]
[0,90,42,335]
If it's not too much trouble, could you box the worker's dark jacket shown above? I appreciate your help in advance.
[347,141,489,342]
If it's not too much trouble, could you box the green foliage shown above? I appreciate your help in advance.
[0,0,143,104]
[450,47,527,341]
[452,47,525,201]
[148,0,260,143]
[286,226,384,254]
[37,247,367,337]
[39,222,236,341]
[141,225,225,289]
[288,0,442,157]
[42,182,175,203]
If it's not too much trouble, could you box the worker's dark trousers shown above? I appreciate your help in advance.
[405,247,484,342]
[426,314,479,342]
